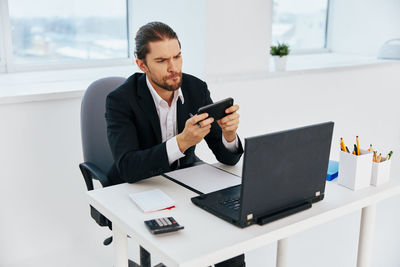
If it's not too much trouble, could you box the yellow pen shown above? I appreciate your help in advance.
[356,136,360,156]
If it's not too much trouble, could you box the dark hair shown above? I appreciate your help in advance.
[135,21,181,60]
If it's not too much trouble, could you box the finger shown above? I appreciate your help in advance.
[200,127,211,137]
[195,125,211,137]
[200,124,212,133]
[220,112,240,124]
[220,119,238,127]
[199,117,214,127]
[225,104,239,114]
[190,113,209,124]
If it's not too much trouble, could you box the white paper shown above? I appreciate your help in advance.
[129,189,175,213]
[164,164,241,194]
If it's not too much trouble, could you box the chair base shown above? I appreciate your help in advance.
[128,259,140,267]
[128,259,165,267]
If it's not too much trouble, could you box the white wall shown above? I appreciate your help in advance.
[204,0,272,79]
[131,0,272,80]
[328,0,400,56]
[131,0,206,78]
[1,62,400,267]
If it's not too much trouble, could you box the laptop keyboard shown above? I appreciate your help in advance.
[219,197,241,210]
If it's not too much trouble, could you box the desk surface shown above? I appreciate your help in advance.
[87,163,400,267]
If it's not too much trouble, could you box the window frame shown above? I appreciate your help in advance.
[0,0,134,73]
[0,0,13,72]
[271,0,331,54]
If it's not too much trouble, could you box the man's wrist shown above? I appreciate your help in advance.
[176,133,189,153]
[223,132,237,143]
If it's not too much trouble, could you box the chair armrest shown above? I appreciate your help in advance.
[79,162,112,189]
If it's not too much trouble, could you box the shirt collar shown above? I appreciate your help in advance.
[146,75,184,107]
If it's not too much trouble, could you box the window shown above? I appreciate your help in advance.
[271,0,329,52]
[7,0,129,65]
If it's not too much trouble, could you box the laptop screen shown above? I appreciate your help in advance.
[239,122,334,224]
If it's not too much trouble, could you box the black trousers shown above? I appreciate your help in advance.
[214,254,245,267]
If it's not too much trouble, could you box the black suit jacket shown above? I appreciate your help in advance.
[105,72,243,184]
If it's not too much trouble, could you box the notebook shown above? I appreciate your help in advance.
[129,189,175,213]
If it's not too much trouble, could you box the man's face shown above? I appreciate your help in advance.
[137,38,182,92]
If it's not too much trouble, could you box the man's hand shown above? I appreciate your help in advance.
[217,104,240,142]
[176,113,214,153]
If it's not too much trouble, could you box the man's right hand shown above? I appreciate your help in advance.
[176,113,214,153]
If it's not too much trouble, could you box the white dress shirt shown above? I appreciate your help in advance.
[146,75,238,165]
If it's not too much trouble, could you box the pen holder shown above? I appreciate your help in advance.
[338,150,373,191]
[370,160,391,186]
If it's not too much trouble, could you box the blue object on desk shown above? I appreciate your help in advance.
[326,160,339,181]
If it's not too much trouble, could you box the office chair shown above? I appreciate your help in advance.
[79,77,158,267]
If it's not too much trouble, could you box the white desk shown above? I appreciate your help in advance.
[87,163,400,267]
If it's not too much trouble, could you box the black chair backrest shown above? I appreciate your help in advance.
[80,77,126,174]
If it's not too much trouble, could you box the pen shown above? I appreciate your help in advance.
[189,113,201,128]
[388,151,393,160]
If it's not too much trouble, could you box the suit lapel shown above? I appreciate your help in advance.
[136,75,162,143]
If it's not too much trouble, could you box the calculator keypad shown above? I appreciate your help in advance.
[144,217,184,234]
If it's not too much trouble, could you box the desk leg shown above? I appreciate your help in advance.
[357,204,376,267]
[276,238,288,267]
[113,224,129,267]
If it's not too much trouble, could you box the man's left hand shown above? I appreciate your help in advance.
[217,104,240,142]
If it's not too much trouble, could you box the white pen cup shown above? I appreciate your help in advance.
[371,159,391,186]
[338,149,373,191]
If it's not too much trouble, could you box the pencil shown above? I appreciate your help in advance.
[356,136,360,156]
[377,153,382,163]
[368,144,373,152]
[354,144,358,156]
[340,138,346,152]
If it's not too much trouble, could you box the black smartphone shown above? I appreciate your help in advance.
[197,97,234,121]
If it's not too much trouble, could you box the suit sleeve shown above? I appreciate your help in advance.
[105,92,170,183]
[202,82,244,165]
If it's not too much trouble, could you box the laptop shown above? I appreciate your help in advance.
[191,122,334,228]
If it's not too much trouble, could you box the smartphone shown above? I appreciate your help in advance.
[197,97,234,121]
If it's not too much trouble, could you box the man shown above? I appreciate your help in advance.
[105,22,245,267]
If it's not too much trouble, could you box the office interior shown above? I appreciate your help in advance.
[1,0,400,266]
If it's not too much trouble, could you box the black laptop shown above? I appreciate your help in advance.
[191,122,334,228]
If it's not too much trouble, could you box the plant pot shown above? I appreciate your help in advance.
[272,55,288,71]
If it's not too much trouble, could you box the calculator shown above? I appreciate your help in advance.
[144,217,184,235]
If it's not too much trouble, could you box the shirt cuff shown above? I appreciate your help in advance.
[222,134,239,152]
[166,136,186,165]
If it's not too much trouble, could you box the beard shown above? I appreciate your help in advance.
[149,71,182,92]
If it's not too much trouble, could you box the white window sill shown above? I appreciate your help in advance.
[0,65,138,105]
[207,52,398,83]
[270,52,392,72]
[0,53,398,105]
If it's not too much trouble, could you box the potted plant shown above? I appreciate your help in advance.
[270,43,290,71]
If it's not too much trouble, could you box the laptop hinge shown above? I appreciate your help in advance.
[256,201,312,225]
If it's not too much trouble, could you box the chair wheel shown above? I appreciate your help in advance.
[103,236,113,246]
